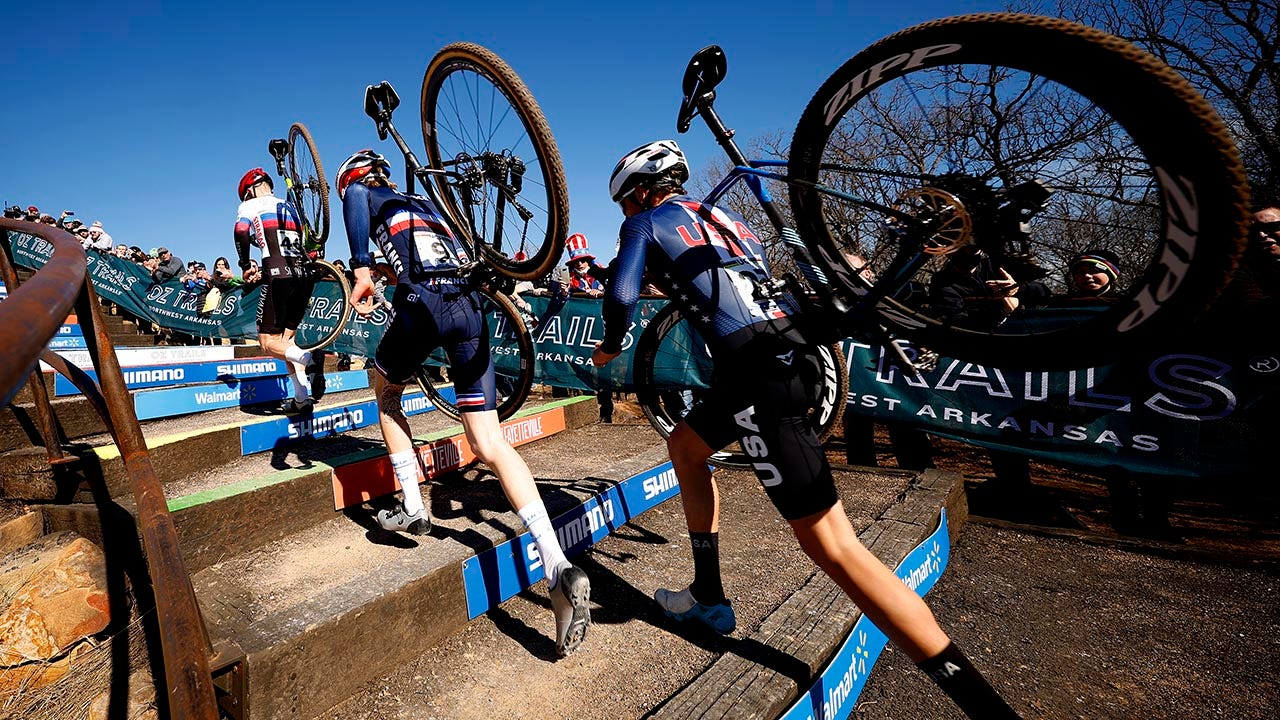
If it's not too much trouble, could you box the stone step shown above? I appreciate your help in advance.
[3,358,364,452]
[188,423,668,720]
[36,395,596,573]
[4,378,562,499]
[319,466,965,720]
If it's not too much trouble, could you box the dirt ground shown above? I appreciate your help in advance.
[321,407,1280,719]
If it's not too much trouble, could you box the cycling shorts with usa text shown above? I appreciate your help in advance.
[682,336,838,520]
[372,282,497,413]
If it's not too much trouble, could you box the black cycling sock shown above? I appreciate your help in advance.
[688,532,726,606]
[916,642,1022,720]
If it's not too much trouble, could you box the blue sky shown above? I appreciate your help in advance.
[5,0,1008,268]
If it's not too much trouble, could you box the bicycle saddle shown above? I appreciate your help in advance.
[677,45,727,133]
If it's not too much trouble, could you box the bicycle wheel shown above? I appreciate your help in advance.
[294,259,351,351]
[421,43,569,281]
[288,122,331,249]
[635,302,846,469]
[414,286,534,422]
[788,13,1250,369]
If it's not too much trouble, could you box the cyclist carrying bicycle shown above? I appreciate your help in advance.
[591,140,1022,719]
[338,149,591,657]
[234,167,321,413]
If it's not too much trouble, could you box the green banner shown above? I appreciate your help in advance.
[843,338,1277,478]
[5,231,672,389]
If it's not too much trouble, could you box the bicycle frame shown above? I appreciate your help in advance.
[677,46,933,366]
[362,81,498,284]
[267,137,323,256]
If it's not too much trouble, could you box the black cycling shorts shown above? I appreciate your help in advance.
[372,282,497,412]
[257,275,315,336]
[682,335,838,521]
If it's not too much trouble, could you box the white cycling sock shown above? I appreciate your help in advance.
[517,501,568,588]
[289,361,309,401]
[284,344,312,366]
[390,450,426,516]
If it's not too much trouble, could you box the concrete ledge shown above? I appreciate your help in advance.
[649,468,967,720]
[197,442,671,720]
[40,396,598,574]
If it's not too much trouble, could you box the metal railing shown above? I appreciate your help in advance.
[0,219,219,720]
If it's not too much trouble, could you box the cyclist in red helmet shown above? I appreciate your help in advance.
[234,166,319,413]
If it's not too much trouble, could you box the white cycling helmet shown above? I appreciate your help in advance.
[608,140,689,203]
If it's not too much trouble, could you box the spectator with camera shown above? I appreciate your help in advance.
[150,246,185,282]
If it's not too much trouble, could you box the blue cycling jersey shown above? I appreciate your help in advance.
[342,182,470,285]
[601,196,798,354]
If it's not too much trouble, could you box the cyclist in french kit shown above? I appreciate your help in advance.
[234,167,322,413]
[592,140,1023,720]
[338,148,591,657]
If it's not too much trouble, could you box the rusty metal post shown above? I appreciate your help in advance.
[0,229,69,461]
[0,220,219,720]
[73,280,218,719]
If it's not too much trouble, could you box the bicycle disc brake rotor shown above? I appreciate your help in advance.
[894,187,971,255]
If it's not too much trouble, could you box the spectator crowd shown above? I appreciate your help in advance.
[5,202,262,295]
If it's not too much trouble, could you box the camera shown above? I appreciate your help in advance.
[3,206,23,219]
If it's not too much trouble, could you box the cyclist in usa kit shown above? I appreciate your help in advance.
[338,149,591,657]
[234,167,320,413]
[591,140,1022,720]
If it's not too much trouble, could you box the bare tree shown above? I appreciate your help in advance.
[1053,0,1279,206]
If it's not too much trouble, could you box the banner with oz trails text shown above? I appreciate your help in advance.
[842,337,1278,479]
[5,231,673,385]
[6,231,384,356]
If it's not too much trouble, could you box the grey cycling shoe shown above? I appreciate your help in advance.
[376,504,432,536]
[550,562,591,657]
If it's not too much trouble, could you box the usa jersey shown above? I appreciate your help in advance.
[342,183,469,286]
[234,195,306,278]
[601,196,798,354]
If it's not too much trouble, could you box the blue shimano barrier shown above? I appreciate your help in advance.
[54,357,288,396]
[131,369,370,421]
[462,462,681,618]
[238,388,438,455]
[781,509,950,720]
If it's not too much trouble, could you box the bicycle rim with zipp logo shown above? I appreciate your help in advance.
[788,12,1249,369]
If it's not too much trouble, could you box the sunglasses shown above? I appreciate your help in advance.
[1254,221,1280,234]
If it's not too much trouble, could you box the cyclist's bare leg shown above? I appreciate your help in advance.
[373,372,426,516]
[258,331,311,401]
[667,421,720,533]
[461,408,588,655]
[789,499,1021,718]
[666,421,728,607]
[788,501,949,660]
[461,409,573,585]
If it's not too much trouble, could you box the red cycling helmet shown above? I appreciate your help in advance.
[336,149,392,200]
[238,168,273,201]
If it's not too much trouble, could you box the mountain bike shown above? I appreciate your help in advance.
[266,122,352,352]
[634,13,1250,465]
[360,42,567,420]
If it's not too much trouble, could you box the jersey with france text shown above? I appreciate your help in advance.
[601,196,797,354]
[234,195,307,277]
[342,182,469,286]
